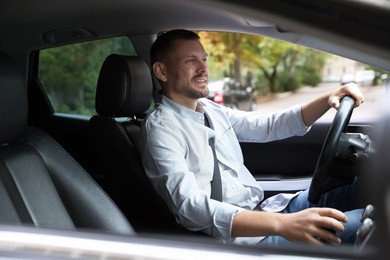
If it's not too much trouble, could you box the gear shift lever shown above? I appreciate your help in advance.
[355,204,376,249]
[360,204,375,222]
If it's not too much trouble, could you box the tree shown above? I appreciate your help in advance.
[39,37,135,115]
[199,32,263,83]
[199,31,328,94]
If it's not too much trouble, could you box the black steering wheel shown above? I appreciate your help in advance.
[308,96,356,204]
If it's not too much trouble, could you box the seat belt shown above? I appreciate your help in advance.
[204,115,223,202]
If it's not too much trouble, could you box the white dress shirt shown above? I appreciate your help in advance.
[138,96,309,245]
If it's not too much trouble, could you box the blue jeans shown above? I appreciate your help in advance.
[259,180,363,246]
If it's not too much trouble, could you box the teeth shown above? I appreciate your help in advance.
[194,79,206,83]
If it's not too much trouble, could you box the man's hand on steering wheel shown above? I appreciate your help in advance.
[328,82,365,110]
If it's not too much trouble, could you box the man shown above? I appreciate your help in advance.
[138,29,365,246]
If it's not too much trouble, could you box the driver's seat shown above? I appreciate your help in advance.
[89,54,183,233]
[0,51,134,235]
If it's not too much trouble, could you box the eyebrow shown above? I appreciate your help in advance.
[185,53,208,59]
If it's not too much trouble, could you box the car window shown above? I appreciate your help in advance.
[38,36,137,116]
[199,31,389,121]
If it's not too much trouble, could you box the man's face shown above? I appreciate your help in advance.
[157,39,209,101]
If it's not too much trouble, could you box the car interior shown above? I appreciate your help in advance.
[0,0,389,258]
[0,51,134,236]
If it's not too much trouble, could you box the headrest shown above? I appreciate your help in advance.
[0,51,28,145]
[95,54,153,117]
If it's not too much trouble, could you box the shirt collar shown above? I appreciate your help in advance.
[161,95,205,124]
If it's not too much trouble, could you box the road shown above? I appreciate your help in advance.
[255,82,387,121]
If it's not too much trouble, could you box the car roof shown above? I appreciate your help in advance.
[1,0,389,70]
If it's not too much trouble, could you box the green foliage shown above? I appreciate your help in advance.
[200,32,328,94]
[276,71,301,92]
[38,37,136,115]
[299,49,328,87]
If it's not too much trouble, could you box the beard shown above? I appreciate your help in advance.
[182,84,209,99]
[174,74,209,99]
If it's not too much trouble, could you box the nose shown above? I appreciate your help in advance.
[197,60,208,73]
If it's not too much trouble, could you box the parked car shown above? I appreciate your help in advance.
[355,70,376,86]
[340,73,355,85]
[340,70,376,86]
[1,0,389,259]
[207,78,257,111]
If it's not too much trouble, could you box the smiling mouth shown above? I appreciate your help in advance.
[193,78,208,88]
[193,79,207,83]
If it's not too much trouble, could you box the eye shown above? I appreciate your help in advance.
[186,58,196,64]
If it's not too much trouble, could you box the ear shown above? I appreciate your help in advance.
[152,62,168,82]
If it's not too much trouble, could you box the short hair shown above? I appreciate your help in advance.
[150,29,200,65]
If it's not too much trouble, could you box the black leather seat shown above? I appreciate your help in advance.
[90,54,182,233]
[0,51,134,235]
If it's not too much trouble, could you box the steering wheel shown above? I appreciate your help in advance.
[308,96,356,204]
